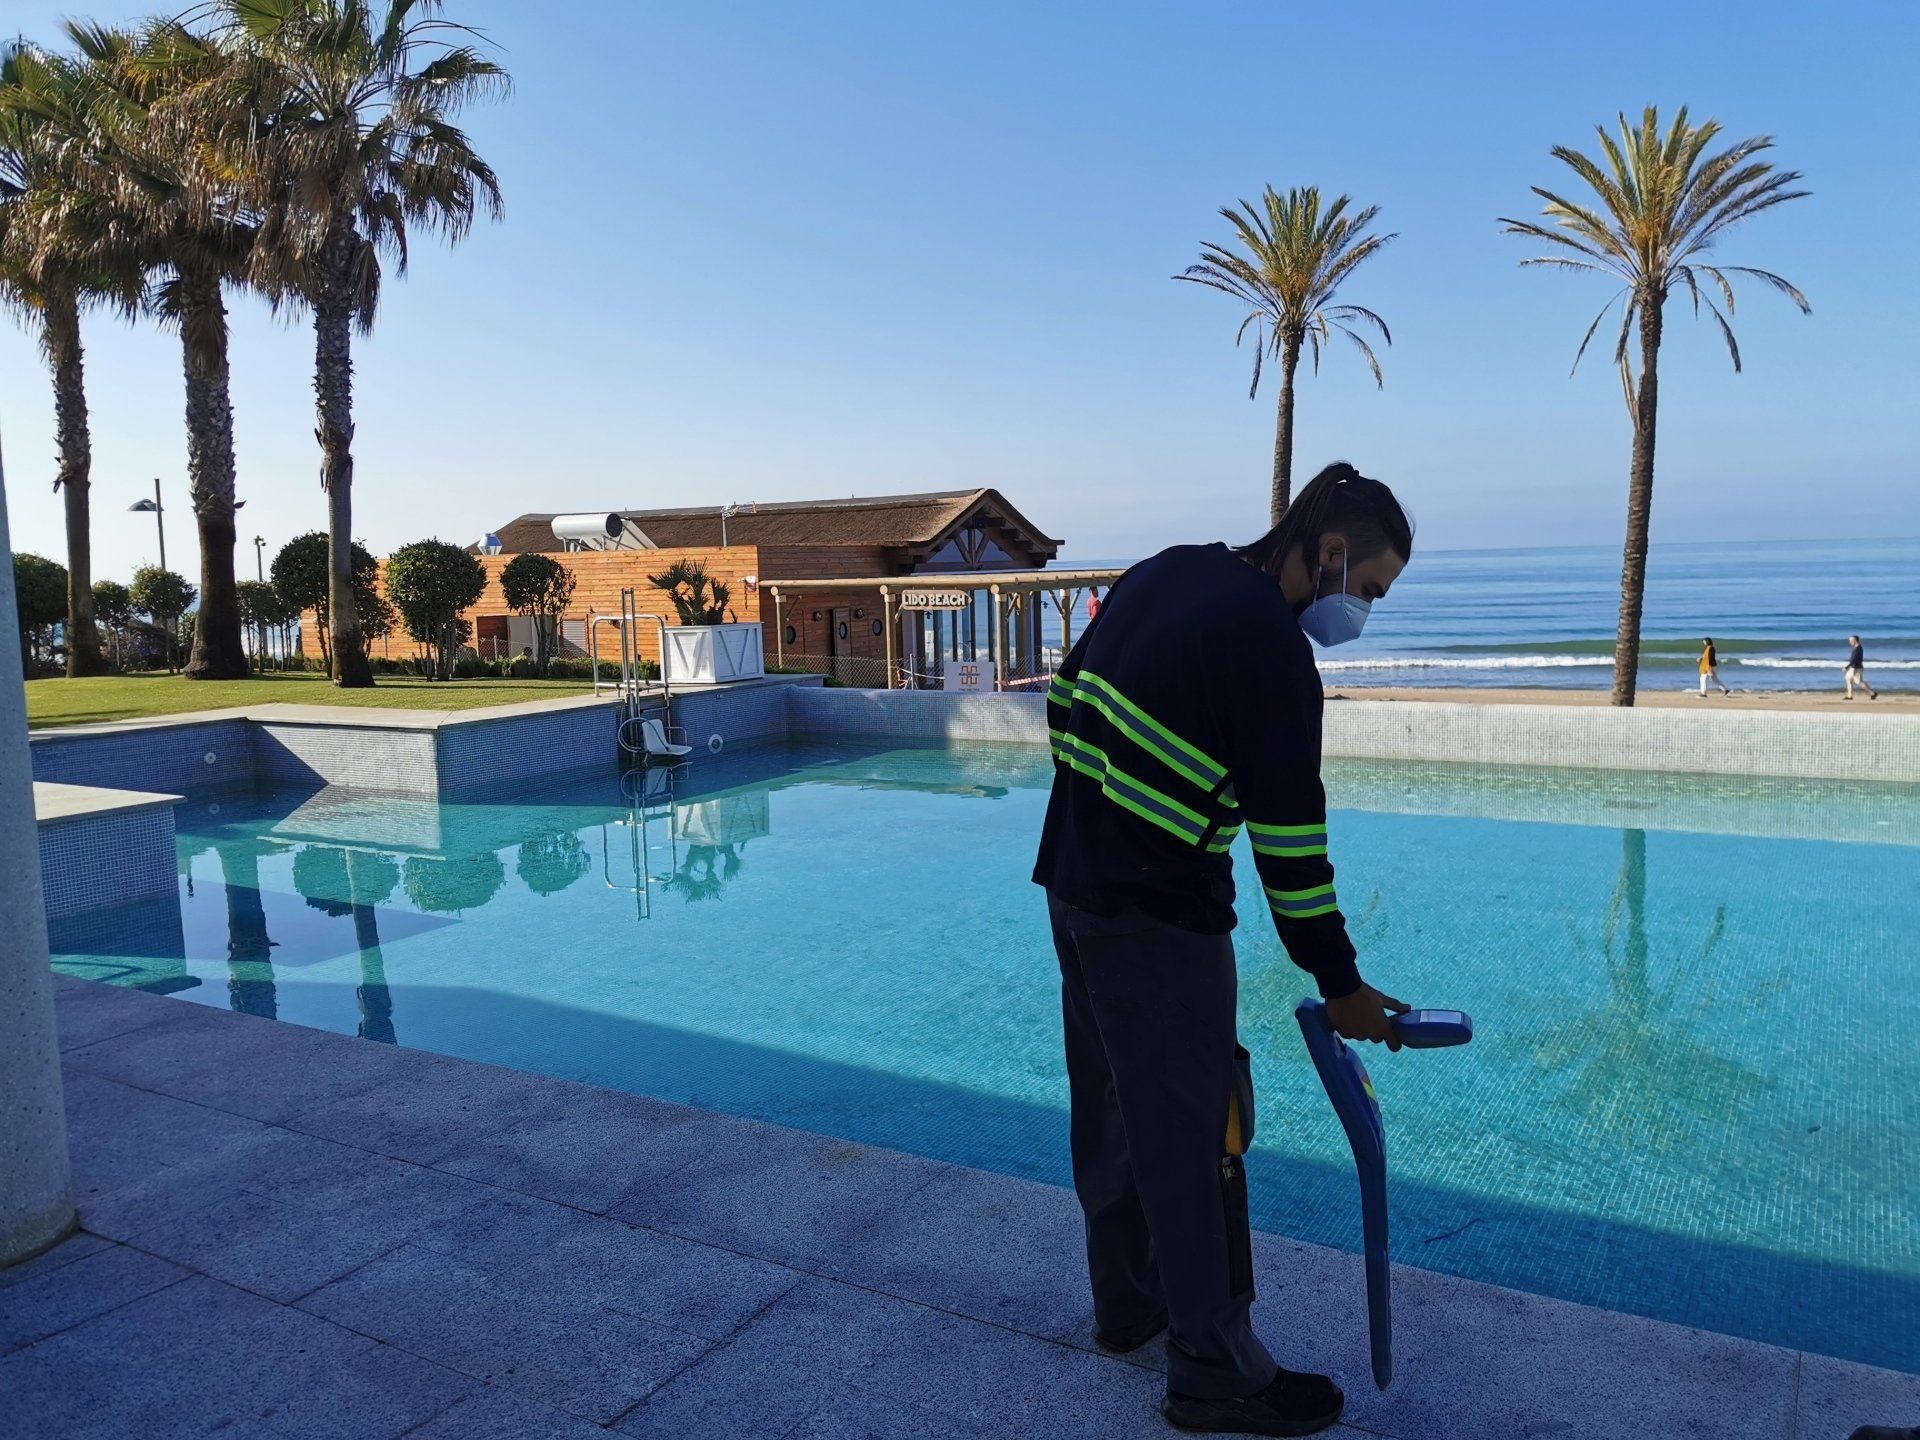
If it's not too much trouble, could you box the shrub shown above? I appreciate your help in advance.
[647,559,732,626]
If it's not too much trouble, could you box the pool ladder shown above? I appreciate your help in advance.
[591,588,673,761]
[601,763,680,920]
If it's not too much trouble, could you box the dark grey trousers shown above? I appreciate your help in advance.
[1048,892,1277,1401]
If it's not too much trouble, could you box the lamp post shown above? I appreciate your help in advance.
[720,502,740,548]
[129,479,165,572]
[253,535,265,581]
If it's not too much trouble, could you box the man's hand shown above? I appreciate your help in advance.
[1325,983,1412,1051]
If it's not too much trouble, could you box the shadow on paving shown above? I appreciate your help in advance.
[110,975,1919,1376]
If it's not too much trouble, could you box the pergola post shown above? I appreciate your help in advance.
[0,434,75,1265]
[989,585,1004,691]
[879,586,895,690]
[769,586,784,667]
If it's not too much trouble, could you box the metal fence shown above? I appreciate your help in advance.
[777,649,1062,692]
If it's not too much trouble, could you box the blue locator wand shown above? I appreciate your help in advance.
[1294,999,1474,1390]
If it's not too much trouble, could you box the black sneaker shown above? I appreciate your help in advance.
[1162,1367,1345,1436]
[1093,1311,1168,1354]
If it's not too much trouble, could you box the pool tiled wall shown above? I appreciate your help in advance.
[27,680,823,801]
[255,723,439,795]
[1323,701,1920,784]
[670,676,824,751]
[788,687,1046,744]
[439,703,624,799]
[782,688,1920,784]
[30,719,253,796]
[37,803,179,922]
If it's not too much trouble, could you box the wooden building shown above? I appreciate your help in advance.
[304,489,1118,687]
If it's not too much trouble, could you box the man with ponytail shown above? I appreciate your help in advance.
[1035,461,1415,1436]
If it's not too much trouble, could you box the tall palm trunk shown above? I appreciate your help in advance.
[315,225,370,687]
[1269,331,1302,524]
[218,843,277,1020]
[44,289,104,675]
[179,266,250,680]
[1611,298,1664,707]
[348,850,395,1044]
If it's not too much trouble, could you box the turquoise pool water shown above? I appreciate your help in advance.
[50,740,1920,1373]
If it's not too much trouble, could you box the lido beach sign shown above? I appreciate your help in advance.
[900,590,971,611]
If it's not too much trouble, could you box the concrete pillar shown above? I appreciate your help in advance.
[0,430,76,1264]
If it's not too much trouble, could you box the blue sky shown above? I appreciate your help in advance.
[3,0,1916,582]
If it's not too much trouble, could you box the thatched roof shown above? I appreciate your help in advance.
[485,488,1060,562]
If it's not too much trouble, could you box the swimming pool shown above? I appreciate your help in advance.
[49,739,1920,1373]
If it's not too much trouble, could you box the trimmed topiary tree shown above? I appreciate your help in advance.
[499,553,576,676]
[91,579,133,670]
[271,532,384,670]
[128,566,196,673]
[12,553,67,672]
[384,540,486,681]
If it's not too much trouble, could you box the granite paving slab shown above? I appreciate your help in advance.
[0,1242,186,1354]
[0,1231,112,1292]
[281,1045,560,1164]
[64,1000,409,1124]
[296,1243,714,1423]
[606,1115,948,1271]
[433,1082,722,1213]
[48,972,189,1051]
[409,1187,804,1339]
[10,976,1910,1440]
[1795,1351,1920,1440]
[0,1274,452,1440]
[823,1157,1095,1341]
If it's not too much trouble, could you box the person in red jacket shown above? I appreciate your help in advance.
[1035,462,1413,1437]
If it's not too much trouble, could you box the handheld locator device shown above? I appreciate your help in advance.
[1294,999,1473,1389]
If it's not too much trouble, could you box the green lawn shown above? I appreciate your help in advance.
[24,670,597,729]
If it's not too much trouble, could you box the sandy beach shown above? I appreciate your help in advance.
[1328,686,1920,713]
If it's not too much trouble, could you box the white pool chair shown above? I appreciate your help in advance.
[639,717,694,760]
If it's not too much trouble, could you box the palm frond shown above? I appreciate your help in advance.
[1505,104,1809,392]
[1177,182,1393,396]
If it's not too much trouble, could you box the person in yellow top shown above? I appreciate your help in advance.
[1697,637,1731,697]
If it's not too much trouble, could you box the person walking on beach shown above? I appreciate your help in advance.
[1035,462,1414,1437]
[1697,637,1730,697]
[1844,635,1878,700]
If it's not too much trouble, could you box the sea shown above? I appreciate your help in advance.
[1047,536,1919,692]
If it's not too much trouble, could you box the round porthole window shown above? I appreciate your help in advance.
[837,621,849,640]
[783,624,797,644]
[871,619,883,637]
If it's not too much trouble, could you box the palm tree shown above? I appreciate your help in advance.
[1178,187,1395,522]
[1501,107,1809,706]
[0,42,136,676]
[207,0,507,688]
[56,20,259,679]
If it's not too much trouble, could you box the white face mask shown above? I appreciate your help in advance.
[1298,552,1371,648]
